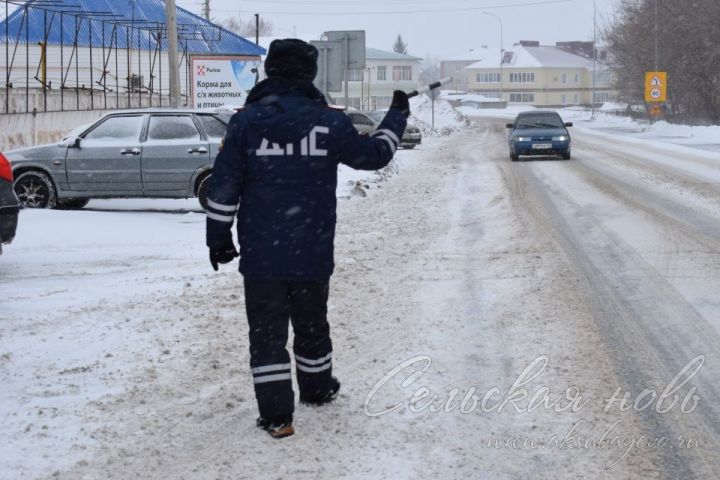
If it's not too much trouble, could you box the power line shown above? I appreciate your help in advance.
[201,0,574,15]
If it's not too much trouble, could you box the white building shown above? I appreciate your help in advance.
[465,41,614,107]
[335,47,421,110]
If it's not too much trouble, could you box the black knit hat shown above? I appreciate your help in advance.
[264,39,319,81]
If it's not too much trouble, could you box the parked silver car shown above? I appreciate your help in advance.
[347,110,422,149]
[0,150,20,254]
[7,108,232,209]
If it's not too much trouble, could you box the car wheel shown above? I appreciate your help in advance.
[197,174,211,210]
[562,151,572,160]
[510,152,520,162]
[55,198,90,210]
[403,145,416,149]
[14,170,57,208]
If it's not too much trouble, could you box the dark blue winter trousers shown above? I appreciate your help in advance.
[243,279,334,420]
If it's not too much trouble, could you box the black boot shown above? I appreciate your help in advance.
[256,415,295,439]
[300,377,340,406]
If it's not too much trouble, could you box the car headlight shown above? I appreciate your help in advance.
[514,136,531,142]
[552,135,568,142]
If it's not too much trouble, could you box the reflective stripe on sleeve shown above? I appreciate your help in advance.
[373,128,399,145]
[375,135,397,154]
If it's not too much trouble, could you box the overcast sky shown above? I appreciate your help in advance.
[177,0,620,59]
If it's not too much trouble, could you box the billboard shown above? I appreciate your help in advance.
[191,56,261,109]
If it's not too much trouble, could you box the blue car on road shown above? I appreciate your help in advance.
[506,110,573,161]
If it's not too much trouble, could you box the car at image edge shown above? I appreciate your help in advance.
[506,110,573,161]
[7,108,233,209]
[0,151,20,254]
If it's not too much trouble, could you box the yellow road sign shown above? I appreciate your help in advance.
[645,71,667,103]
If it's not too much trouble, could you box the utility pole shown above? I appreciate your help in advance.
[202,0,210,20]
[591,0,597,117]
[165,0,181,107]
[483,12,503,103]
[654,0,659,71]
[255,13,259,45]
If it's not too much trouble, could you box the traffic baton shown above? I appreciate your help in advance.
[406,77,453,98]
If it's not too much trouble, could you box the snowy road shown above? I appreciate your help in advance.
[3,120,720,479]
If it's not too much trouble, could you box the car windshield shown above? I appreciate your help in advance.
[516,114,565,129]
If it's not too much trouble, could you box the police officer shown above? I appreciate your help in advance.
[205,38,409,438]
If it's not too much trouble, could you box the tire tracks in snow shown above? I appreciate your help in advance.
[483,118,720,478]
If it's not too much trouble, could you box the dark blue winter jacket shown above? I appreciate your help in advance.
[205,78,407,280]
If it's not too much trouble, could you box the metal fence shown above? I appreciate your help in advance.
[1,0,227,114]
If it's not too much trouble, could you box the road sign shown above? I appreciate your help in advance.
[310,40,344,94]
[323,30,366,70]
[645,71,667,103]
[649,104,663,116]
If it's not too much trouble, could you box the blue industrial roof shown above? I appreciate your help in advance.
[0,0,265,56]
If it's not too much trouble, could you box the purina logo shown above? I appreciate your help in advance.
[196,65,206,76]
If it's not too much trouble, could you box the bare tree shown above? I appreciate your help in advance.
[220,16,273,39]
[419,56,441,99]
[605,0,720,122]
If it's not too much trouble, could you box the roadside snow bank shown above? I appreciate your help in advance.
[409,95,468,137]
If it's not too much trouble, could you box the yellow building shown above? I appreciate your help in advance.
[465,41,614,107]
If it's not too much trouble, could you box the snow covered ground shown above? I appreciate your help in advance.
[0,142,439,479]
[4,100,720,478]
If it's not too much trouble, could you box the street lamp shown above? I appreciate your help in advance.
[482,11,503,102]
[591,0,597,118]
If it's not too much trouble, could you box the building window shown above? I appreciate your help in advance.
[347,69,363,81]
[594,69,612,83]
[574,73,580,84]
[574,94,579,104]
[373,96,393,108]
[594,91,611,103]
[509,93,535,103]
[475,72,501,83]
[392,65,412,81]
[509,72,535,83]
[377,66,386,81]
[561,94,567,105]
[561,73,567,84]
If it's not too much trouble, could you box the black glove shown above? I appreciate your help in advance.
[209,245,239,271]
[390,90,410,118]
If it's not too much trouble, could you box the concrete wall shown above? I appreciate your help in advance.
[0,109,108,151]
[1,88,178,115]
